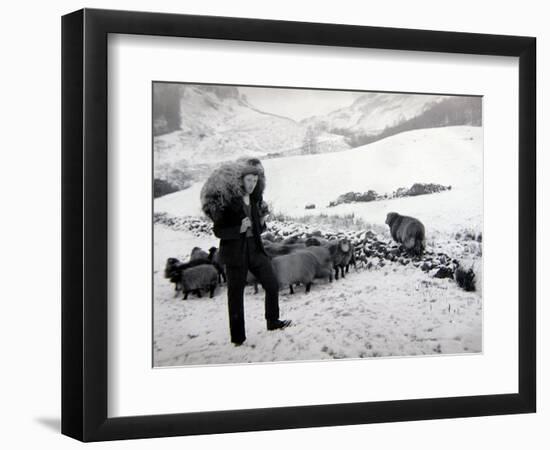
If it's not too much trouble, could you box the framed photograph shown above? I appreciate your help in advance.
[62,8,536,442]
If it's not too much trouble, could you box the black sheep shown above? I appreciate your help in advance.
[208,246,227,283]
[326,239,353,280]
[180,265,219,299]
[164,257,214,293]
[385,212,426,256]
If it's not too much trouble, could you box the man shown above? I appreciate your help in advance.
[210,162,291,346]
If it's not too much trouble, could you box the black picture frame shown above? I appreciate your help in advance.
[61,8,536,442]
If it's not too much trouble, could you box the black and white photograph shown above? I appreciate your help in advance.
[153,82,483,366]
[1,0,542,446]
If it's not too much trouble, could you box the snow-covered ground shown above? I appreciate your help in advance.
[154,226,481,367]
[153,125,483,367]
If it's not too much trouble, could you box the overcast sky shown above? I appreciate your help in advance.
[239,86,363,122]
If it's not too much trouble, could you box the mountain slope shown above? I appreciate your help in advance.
[153,86,482,198]
[302,93,443,135]
[155,126,483,236]
[302,93,482,146]
[154,85,306,169]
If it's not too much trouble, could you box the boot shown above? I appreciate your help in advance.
[267,319,292,331]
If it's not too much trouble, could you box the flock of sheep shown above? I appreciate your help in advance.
[164,211,431,300]
[164,247,224,300]
[164,234,357,299]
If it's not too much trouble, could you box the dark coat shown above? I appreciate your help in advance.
[213,196,268,267]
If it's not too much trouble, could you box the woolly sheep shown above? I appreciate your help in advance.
[164,257,184,291]
[326,238,353,280]
[271,250,319,294]
[342,242,357,273]
[190,246,209,261]
[208,246,227,283]
[180,264,219,300]
[305,236,329,247]
[263,241,306,257]
[164,257,214,292]
[302,246,333,282]
[385,212,426,256]
[200,159,266,222]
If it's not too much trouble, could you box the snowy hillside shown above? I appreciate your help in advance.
[303,92,446,136]
[155,126,483,237]
[154,85,481,194]
[154,85,306,175]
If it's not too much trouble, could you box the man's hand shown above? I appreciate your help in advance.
[240,217,252,233]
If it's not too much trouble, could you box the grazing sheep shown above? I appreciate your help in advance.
[180,264,219,299]
[286,242,306,251]
[263,241,306,257]
[343,242,356,273]
[190,246,209,261]
[326,238,353,280]
[165,257,215,293]
[302,246,333,282]
[271,250,319,294]
[385,212,426,255]
[208,246,227,283]
[164,257,184,291]
[305,236,329,247]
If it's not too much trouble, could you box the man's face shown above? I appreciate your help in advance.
[243,174,258,194]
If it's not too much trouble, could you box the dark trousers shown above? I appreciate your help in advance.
[225,237,280,343]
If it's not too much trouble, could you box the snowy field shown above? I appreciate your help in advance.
[153,126,483,367]
[154,226,481,367]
